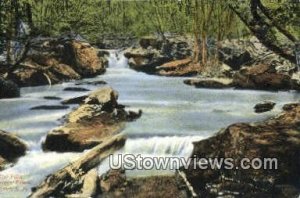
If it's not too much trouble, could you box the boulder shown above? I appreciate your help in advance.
[8,37,107,87]
[254,101,276,113]
[125,48,170,73]
[219,41,253,70]
[156,58,198,77]
[184,103,300,197]
[64,41,106,77]
[233,63,293,90]
[43,87,141,152]
[0,77,20,99]
[0,130,27,170]
[184,78,233,89]
[124,36,193,74]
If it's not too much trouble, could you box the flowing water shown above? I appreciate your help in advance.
[0,51,299,197]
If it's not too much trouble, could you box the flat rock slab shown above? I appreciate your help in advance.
[63,87,90,92]
[30,105,69,110]
[184,78,233,89]
[43,87,141,152]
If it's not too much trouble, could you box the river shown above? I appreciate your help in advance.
[0,51,299,197]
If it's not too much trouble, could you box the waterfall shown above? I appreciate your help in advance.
[123,136,204,157]
[107,50,128,68]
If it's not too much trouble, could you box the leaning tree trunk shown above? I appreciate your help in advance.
[29,134,126,198]
[228,0,297,64]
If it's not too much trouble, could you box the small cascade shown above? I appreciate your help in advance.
[98,136,204,175]
[123,136,204,157]
[107,50,128,68]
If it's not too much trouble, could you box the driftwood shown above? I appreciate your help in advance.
[29,134,126,198]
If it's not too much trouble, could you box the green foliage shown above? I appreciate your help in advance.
[11,0,246,42]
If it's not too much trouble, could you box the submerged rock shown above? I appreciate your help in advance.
[30,105,69,110]
[0,130,27,170]
[43,87,141,152]
[254,101,276,113]
[63,87,90,92]
[43,96,62,100]
[75,80,107,86]
[0,77,20,99]
[184,103,300,197]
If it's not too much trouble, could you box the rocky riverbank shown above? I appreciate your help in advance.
[183,103,300,197]
[123,36,299,91]
[43,86,142,152]
[0,36,108,99]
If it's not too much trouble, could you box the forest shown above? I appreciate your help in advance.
[0,0,299,67]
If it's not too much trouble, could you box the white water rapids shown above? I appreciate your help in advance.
[0,51,299,197]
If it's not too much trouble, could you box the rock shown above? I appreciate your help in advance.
[7,36,108,87]
[291,72,300,91]
[61,95,88,105]
[50,63,81,81]
[84,87,118,109]
[219,41,252,70]
[43,96,62,100]
[0,77,20,99]
[43,87,141,152]
[184,78,233,89]
[0,130,27,170]
[184,103,300,197]
[233,63,293,90]
[99,169,189,198]
[30,105,69,110]
[124,36,193,74]
[0,156,8,170]
[75,80,107,86]
[63,87,90,92]
[64,40,106,77]
[125,48,170,73]
[9,68,53,87]
[254,101,276,113]
[156,58,199,77]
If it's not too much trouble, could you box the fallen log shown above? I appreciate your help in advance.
[29,134,126,198]
[177,170,198,198]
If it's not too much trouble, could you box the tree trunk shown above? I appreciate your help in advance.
[228,0,297,64]
[29,134,126,198]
